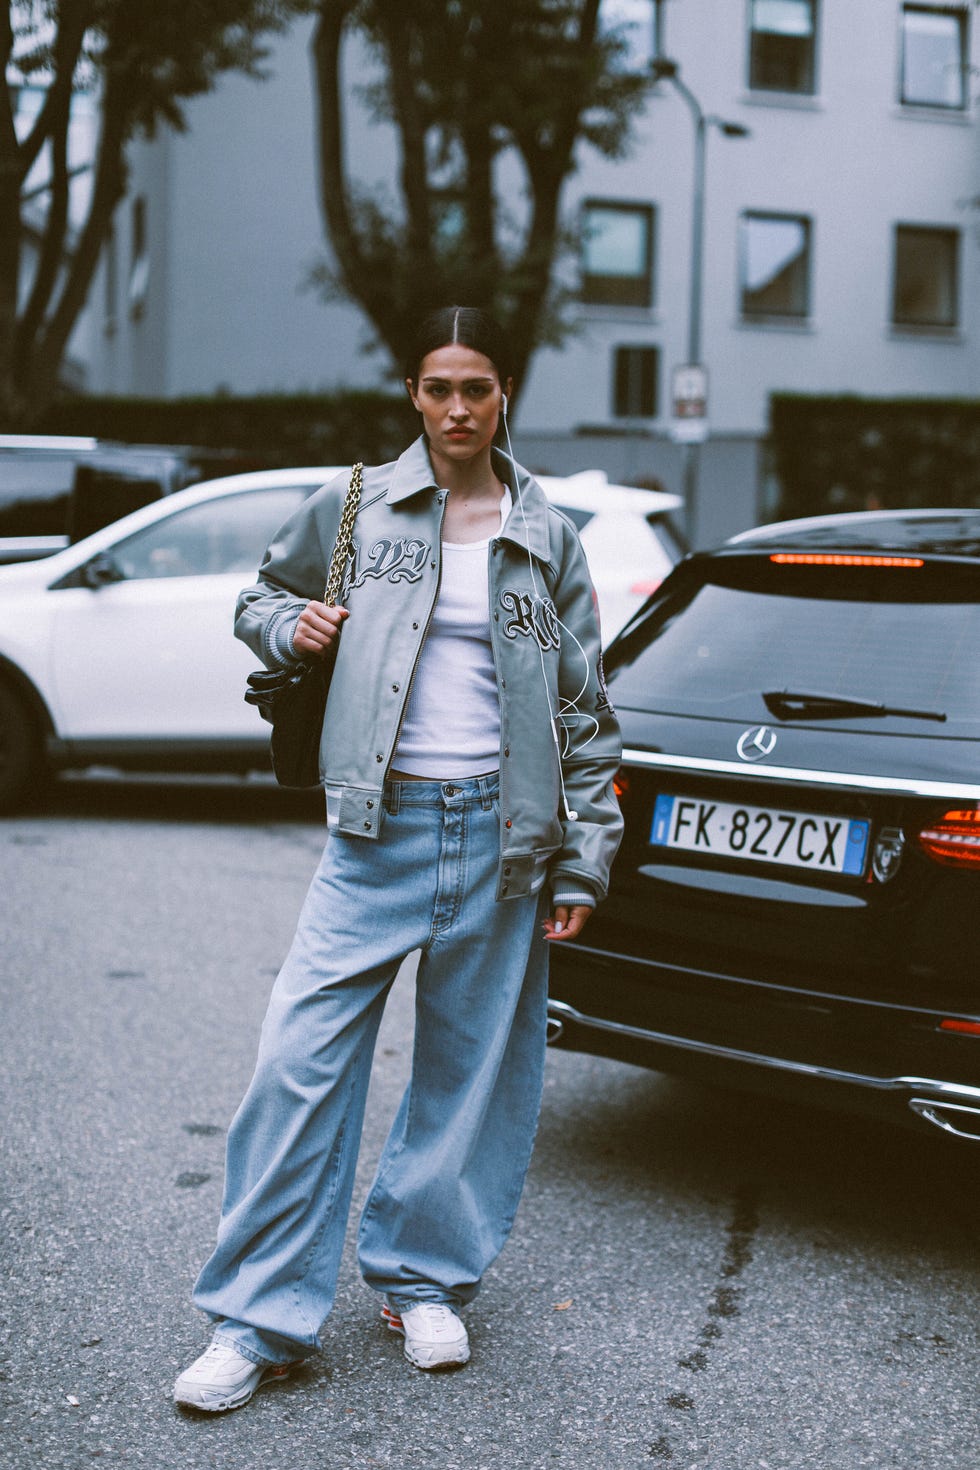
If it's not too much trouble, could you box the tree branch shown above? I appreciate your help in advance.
[378,11,431,265]
[459,117,497,283]
[311,1,392,332]
[16,2,92,184]
[0,7,22,414]
[23,62,129,406]
[16,61,75,376]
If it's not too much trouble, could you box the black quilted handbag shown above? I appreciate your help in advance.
[244,463,363,788]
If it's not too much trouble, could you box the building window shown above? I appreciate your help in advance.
[613,345,660,417]
[748,0,818,93]
[129,195,149,322]
[581,201,655,308]
[892,225,959,328]
[739,212,812,320]
[900,4,969,109]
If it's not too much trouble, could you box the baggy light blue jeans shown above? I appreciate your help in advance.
[192,773,548,1367]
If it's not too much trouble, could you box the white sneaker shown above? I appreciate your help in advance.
[382,1301,470,1371]
[173,1340,292,1412]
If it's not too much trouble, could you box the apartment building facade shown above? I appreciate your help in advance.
[83,0,979,543]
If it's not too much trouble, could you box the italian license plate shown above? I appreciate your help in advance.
[650,793,870,876]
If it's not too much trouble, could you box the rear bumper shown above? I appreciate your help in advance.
[548,997,980,1130]
[546,944,980,1141]
[546,998,980,1140]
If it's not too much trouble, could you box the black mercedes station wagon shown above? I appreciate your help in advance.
[547,510,980,1143]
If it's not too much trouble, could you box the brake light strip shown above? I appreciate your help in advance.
[769,553,924,568]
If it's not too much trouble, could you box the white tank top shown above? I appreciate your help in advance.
[393,489,512,777]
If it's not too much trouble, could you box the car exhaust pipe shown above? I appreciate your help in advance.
[546,1016,565,1045]
[909,1098,980,1141]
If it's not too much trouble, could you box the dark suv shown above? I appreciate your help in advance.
[547,510,980,1143]
[0,435,250,564]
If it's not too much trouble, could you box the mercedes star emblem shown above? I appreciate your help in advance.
[736,725,778,762]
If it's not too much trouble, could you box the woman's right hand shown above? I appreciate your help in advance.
[292,600,348,658]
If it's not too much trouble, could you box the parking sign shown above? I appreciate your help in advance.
[671,364,708,443]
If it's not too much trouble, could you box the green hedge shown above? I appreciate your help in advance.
[769,394,980,520]
[38,390,419,468]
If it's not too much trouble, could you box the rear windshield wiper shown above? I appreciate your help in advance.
[762,689,947,723]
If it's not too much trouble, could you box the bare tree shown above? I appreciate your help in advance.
[1,0,311,425]
[311,0,647,398]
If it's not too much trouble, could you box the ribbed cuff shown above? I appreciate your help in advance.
[266,609,302,667]
[550,881,596,911]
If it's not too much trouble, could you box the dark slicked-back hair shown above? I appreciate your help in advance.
[405,306,515,388]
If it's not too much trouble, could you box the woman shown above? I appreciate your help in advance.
[174,306,623,1413]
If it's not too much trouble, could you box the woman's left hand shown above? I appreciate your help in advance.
[543,905,592,942]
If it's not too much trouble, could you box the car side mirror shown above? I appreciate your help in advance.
[81,551,125,589]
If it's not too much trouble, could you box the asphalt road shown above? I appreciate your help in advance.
[1,774,978,1470]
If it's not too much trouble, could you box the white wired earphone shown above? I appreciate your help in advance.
[498,390,600,824]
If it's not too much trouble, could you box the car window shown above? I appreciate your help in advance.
[610,562,980,731]
[0,456,77,536]
[647,513,686,561]
[110,488,308,581]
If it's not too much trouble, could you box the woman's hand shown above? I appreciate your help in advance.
[543,905,592,942]
[292,601,348,658]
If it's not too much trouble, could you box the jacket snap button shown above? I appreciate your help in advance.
[376,754,383,762]
[363,821,371,830]
[505,819,512,829]
[412,621,419,630]
[366,800,374,809]
[503,746,510,757]
[392,683,399,693]
[504,865,511,876]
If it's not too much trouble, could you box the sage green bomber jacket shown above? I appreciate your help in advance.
[234,437,623,903]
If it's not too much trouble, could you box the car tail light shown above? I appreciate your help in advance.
[940,1018,980,1037]
[769,553,924,568]
[629,579,662,598]
[613,768,631,804]
[917,809,980,868]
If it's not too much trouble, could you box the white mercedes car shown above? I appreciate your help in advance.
[0,465,682,808]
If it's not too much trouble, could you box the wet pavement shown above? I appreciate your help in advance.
[1,775,978,1469]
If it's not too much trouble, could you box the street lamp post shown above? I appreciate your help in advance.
[650,59,748,545]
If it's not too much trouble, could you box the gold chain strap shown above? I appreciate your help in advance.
[324,461,363,607]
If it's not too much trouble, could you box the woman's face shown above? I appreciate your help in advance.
[407,344,512,466]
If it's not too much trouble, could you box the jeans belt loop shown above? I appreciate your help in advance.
[478,774,493,811]
[385,780,401,816]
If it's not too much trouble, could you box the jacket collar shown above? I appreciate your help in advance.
[385,436,552,564]
[385,436,440,504]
